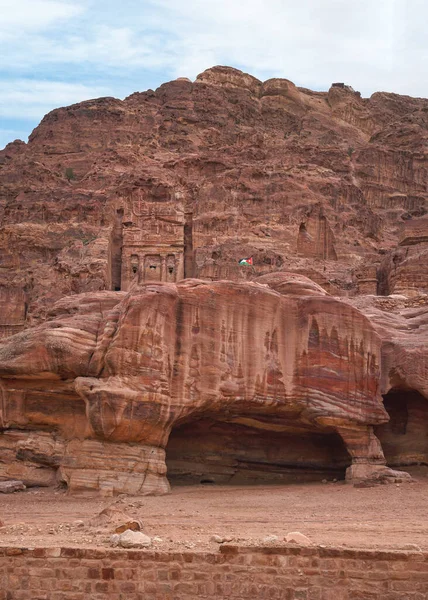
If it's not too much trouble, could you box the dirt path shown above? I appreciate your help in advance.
[1,467,428,552]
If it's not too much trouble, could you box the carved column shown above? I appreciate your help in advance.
[337,425,411,483]
[138,253,145,284]
[161,255,167,282]
[176,253,185,281]
[120,249,131,291]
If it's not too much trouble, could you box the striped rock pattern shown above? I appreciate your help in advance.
[0,274,412,494]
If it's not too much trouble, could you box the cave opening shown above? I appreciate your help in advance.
[110,208,124,291]
[166,417,351,487]
[375,388,428,466]
[184,212,194,278]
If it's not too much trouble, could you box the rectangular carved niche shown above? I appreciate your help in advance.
[144,255,162,282]
[166,255,176,282]
[130,254,140,280]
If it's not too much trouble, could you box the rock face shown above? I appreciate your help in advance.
[1,65,427,337]
[0,273,415,494]
[379,216,428,296]
[0,66,427,493]
[344,293,428,470]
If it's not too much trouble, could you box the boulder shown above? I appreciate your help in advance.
[115,520,143,534]
[0,480,26,494]
[117,530,152,549]
[284,532,312,546]
[211,535,234,544]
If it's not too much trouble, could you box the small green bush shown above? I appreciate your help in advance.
[65,167,75,181]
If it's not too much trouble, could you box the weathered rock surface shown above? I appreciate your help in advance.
[0,66,427,339]
[378,217,428,297]
[0,479,26,493]
[0,273,417,494]
[345,294,428,469]
[0,66,427,494]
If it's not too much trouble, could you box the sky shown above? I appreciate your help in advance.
[1,0,427,149]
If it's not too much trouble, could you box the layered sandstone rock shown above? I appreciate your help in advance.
[0,66,427,494]
[0,66,427,336]
[378,216,428,296]
[0,274,414,494]
[345,294,428,469]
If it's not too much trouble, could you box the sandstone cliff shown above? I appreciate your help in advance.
[0,274,420,494]
[1,66,427,494]
[1,66,427,339]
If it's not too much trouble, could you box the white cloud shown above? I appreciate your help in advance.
[0,0,83,36]
[142,0,428,97]
[1,0,428,149]
[3,0,427,97]
[2,24,179,71]
[0,80,111,119]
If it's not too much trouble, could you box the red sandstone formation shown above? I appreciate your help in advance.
[0,66,427,493]
[0,274,415,494]
[345,293,428,469]
[1,66,427,338]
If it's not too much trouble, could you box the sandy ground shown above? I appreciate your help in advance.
[1,466,428,552]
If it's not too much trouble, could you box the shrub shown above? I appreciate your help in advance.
[65,167,75,181]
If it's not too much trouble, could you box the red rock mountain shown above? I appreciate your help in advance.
[1,66,427,336]
[0,66,427,494]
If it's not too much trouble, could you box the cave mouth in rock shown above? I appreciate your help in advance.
[375,388,428,467]
[165,417,351,487]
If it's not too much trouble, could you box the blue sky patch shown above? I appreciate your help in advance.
[1,0,427,149]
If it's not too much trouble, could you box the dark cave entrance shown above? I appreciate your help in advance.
[110,208,124,290]
[184,211,194,279]
[165,417,351,487]
[375,389,428,466]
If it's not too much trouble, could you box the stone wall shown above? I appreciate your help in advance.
[1,544,428,599]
